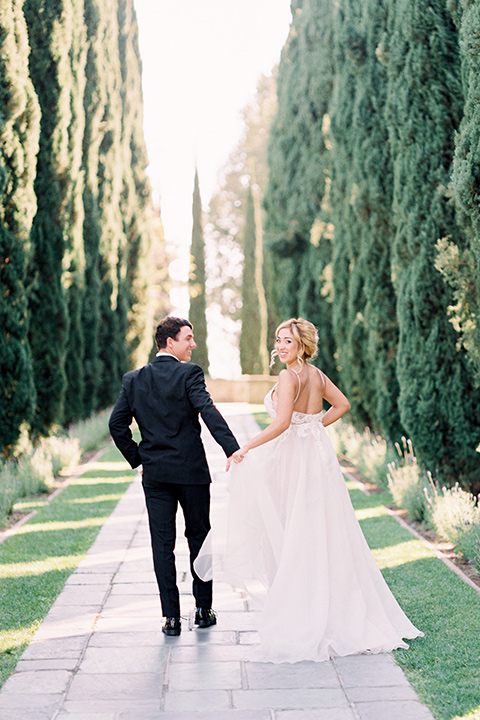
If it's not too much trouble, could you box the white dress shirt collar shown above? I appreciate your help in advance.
[156,350,180,361]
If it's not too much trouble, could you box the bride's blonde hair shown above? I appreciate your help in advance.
[270,317,319,368]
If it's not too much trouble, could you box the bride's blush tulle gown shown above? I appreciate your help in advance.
[195,388,423,664]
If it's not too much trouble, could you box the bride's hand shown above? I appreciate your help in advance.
[228,447,249,469]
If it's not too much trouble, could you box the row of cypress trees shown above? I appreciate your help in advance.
[0,0,163,457]
[263,0,480,493]
[207,74,278,375]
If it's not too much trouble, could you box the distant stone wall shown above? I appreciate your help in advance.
[206,375,277,404]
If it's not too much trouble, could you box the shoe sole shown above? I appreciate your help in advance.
[162,627,181,636]
[195,620,217,628]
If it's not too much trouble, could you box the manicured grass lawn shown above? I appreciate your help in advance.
[0,443,136,688]
[253,410,480,720]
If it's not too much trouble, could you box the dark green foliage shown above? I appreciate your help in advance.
[0,227,36,455]
[297,243,338,383]
[263,0,337,377]
[385,0,480,491]
[446,0,480,380]
[189,169,209,372]
[27,217,68,431]
[82,0,127,407]
[23,0,81,432]
[329,0,403,439]
[0,0,164,453]
[64,285,84,424]
[117,0,159,370]
[262,0,480,490]
[329,0,371,427]
[0,0,40,453]
[63,0,87,424]
[240,185,263,374]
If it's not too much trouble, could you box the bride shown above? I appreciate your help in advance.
[196,317,423,663]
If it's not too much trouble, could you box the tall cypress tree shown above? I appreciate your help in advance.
[0,0,40,455]
[82,0,127,412]
[329,0,374,428]
[207,74,278,367]
[386,0,480,491]
[329,0,403,438]
[117,0,158,370]
[61,0,87,425]
[81,0,103,415]
[239,184,263,373]
[263,0,336,377]
[445,0,480,381]
[23,0,74,433]
[189,169,209,372]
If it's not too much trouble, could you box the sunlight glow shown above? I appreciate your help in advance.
[0,623,40,653]
[354,506,389,521]
[372,540,431,569]
[10,517,108,535]
[0,555,80,578]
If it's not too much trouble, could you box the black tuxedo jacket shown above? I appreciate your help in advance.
[109,355,239,485]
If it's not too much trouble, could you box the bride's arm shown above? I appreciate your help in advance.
[230,370,296,464]
[321,373,351,427]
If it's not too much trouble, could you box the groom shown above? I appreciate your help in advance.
[109,316,239,636]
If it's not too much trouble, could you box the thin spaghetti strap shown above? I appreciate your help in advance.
[291,368,301,403]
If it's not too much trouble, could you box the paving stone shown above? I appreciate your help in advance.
[50,584,110,607]
[15,658,79,672]
[1,669,71,696]
[87,631,163,647]
[56,714,116,720]
[207,612,259,631]
[277,709,357,720]
[168,660,242,690]
[0,694,62,714]
[108,583,157,596]
[163,689,231,712]
[355,700,435,720]
[58,700,160,715]
[346,684,419,702]
[0,710,58,720]
[21,635,87,660]
[170,644,248,663]
[100,595,161,617]
[66,673,163,701]
[245,660,341,689]
[232,688,350,710]
[78,645,168,674]
[65,573,114,586]
[112,571,157,584]
[94,615,159,633]
[47,604,101,620]
[154,712,272,720]
[238,631,259,645]
[334,653,410,687]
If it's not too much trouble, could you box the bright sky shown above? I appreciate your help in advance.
[134,0,291,250]
[134,0,292,375]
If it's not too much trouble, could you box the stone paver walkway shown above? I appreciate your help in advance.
[0,404,434,720]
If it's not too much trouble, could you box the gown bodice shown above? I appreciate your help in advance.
[265,387,324,432]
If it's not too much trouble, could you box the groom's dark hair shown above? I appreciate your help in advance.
[155,316,192,349]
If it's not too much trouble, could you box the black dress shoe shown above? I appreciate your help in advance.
[194,608,217,628]
[162,617,181,636]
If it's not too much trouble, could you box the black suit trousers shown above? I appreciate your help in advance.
[142,481,212,617]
